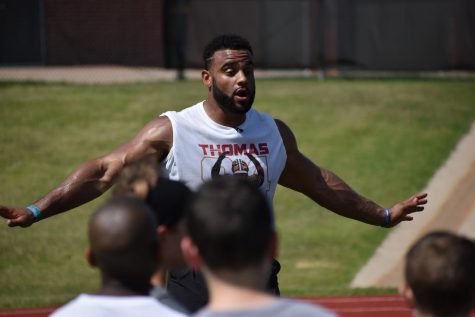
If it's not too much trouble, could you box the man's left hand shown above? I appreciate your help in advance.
[388,192,428,227]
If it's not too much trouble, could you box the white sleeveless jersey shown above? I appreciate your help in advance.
[161,101,287,214]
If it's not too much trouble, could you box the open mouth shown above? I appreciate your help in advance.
[235,88,247,96]
[234,88,248,102]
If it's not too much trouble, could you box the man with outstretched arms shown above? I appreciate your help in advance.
[1,34,427,307]
[0,34,427,228]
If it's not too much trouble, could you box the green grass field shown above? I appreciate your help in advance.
[0,78,474,308]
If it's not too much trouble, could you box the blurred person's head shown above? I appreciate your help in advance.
[112,156,160,200]
[181,176,276,290]
[149,177,191,268]
[86,197,159,294]
[113,157,191,269]
[401,231,475,317]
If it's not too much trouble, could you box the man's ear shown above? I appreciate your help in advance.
[181,236,202,270]
[399,283,416,309]
[201,70,212,90]
[85,247,97,268]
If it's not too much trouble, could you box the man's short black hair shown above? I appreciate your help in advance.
[203,34,253,70]
[405,231,475,316]
[185,177,272,271]
[147,177,191,228]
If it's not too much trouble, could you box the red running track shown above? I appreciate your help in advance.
[296,295,412,317]
[1,295,474,317]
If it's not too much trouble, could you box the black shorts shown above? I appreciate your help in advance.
[166,259,281,313]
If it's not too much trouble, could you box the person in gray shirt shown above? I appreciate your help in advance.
[180,177,337,317]
[50,197,187,317]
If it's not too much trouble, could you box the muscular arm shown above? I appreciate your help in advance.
[1,116,173,227]
[276,119,427,227]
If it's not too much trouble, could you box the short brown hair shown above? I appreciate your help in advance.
[405,231,475,316]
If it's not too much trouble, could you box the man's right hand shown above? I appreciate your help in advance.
[0,206,36,227]
[0,116,172,229]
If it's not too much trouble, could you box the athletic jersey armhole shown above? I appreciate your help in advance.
[159,112,177,176]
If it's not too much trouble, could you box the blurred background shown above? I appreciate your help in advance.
[1,0,474,73]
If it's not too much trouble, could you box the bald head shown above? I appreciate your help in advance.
[89,197,159,291]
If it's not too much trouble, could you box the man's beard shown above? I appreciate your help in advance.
[212,80,255,114]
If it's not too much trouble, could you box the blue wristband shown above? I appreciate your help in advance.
[26,204,42,220]
[383,208,391,227]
